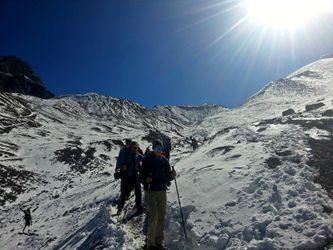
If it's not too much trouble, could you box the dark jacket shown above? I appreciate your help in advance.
[116,147,143,178]
[164,139,172,160]
[21,209,31,221]
[164,139,172,153]
[140,152,173,191]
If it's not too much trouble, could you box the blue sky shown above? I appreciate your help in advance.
[1,0,333,107]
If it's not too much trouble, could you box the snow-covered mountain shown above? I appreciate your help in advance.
[0,57,333,249]
[62,93,226,128]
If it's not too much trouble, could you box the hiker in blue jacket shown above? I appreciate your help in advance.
[116,141,144,215]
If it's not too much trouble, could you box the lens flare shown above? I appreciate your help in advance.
[246,0,333,29]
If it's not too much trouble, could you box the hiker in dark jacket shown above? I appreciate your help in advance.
[20,207,37,233]
[190,137,199,150]
[140,139,176,250]
[116,141,144,215]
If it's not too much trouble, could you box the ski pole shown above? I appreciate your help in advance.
[172,166,188,242]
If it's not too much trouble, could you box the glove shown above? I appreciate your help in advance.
[146,177,153,183]
[114,171,124,180]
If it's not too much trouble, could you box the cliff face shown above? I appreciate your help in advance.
[0,56,54,98]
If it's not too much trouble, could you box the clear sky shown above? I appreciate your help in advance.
[1,0,333,107]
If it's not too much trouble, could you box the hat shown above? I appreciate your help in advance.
[124,139,132,145]
[153,139,164,150]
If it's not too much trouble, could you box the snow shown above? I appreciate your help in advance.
[0,71,13,77]
[1,57,333,249]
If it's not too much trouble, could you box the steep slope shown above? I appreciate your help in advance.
[195,57,333,138]
[0,57,333,249]
[153,104,227,125]
[0,56,54,99]
[245,57,333,114]
[170,57,333,249]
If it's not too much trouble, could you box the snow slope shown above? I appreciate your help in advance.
[153,104,227,125]
[1,57,333,249]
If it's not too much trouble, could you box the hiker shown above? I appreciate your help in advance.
[163,137,172,160]
[144,147,151,156]
[140,139,176,250]
[20,206,37,234]
[191,137,199,150]
[114,138,132,180]
[115,141,144,215]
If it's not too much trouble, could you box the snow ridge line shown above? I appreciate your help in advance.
[53,201,125,250]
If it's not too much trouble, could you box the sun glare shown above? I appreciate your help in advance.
[246,0,333,29]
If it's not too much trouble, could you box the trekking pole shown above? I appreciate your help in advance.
[172,166,188,242]
[145,183,150,248]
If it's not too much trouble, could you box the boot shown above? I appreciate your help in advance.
[156,244,167,250]
[141,245,158,250]
[135,205,144,214]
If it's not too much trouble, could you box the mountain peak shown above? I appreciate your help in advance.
[0,56,54,99]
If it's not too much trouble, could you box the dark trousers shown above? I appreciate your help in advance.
[118,176,142,211]
[23,219,31,233]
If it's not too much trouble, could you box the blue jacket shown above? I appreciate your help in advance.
[140,152,173,191]
[116,147,143,178]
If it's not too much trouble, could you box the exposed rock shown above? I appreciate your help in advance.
[0,56,54,98]
[305,102,325,112]
[257,127,267,132]
[142,130,169,144]
[208,146,234,156]
[265,157,282,169]
[54,146,97,174]
[0,164,36,206]
[293,70,322,79]
[275,150,292,156]
[282,108,295,116]
[322,109,333,117]
[308,133,333,196]
[225,200,237,207]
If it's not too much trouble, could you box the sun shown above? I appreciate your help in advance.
[246,0,332,30]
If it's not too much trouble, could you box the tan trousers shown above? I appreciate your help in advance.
[145,190,167,247]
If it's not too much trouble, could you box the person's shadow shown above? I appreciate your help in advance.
[18,232,39,236]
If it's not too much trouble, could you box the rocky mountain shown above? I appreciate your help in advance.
[64,93,226,126]
[0,57,333,249]
[0,56,54,99]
